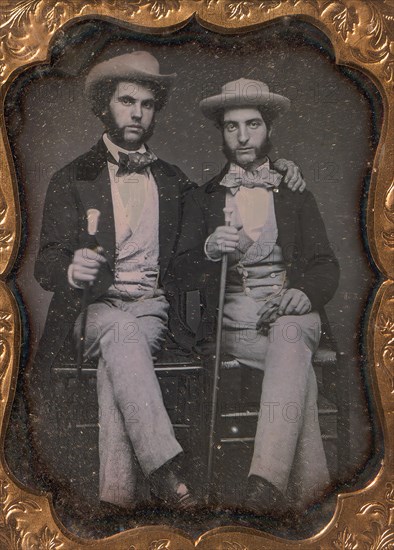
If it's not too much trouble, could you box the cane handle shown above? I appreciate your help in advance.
[223,207,233,227]
[87,208,101,236]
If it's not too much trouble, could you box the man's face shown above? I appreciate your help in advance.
[107,81,156,150]
[222,107,270,169]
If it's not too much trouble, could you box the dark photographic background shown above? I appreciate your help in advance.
[4,17,382,538]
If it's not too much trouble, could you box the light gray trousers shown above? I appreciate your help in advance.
[223,311,330,509]
[74,295,182,507]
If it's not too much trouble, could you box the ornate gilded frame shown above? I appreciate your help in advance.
[0,0,393,548]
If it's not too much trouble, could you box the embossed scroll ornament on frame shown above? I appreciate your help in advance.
[0,0,393,548]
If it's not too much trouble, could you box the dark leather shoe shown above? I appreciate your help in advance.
[243,475,287,519]
[149,461,197,511]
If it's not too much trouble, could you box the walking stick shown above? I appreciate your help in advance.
[76,208,101,380]
[206,207,233,501]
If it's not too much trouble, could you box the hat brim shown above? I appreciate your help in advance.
[200,92,290,121]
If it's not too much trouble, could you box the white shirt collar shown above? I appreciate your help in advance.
[103,133,147,163]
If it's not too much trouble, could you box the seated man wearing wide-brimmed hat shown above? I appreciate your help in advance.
[29,51,199,511]
[174,79,340,516]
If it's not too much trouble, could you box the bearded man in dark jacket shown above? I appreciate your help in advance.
[174,79,340,516]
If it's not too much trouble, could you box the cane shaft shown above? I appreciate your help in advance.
[76,209,101,380]
[207,209,233,496]
[76,285,90,380]
[207,254,228,488]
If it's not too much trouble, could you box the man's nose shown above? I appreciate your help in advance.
[238,125,249,145]
[131,102,142,120]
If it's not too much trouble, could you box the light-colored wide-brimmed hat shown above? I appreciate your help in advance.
[200,78,290,121]
[85,51,176,105]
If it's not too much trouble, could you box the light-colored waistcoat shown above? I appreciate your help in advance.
[223,188,288,328]
[105,171,163,300]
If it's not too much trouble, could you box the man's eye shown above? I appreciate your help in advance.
[225,123,237,132]
[249,121,261,129]
[119,97,133,105]
[143,101,154,109]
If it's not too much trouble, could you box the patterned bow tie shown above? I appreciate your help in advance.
[114,150,157,176]
[220,166,282,195]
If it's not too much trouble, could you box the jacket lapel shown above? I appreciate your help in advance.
[151,160,181,278]
[205,164,229,232]
[274,186,297,261]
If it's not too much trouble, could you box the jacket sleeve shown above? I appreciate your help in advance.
[290,191,340,309]
[169,187,222,347]
[173,189,219,291]
[34,171,81,293]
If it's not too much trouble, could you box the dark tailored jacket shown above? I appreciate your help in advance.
[32,137,194,375]
[27,137,194,497]
[172,162,340,344]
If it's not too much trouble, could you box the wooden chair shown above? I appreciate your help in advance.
[208,324,348,503]
[164,288,349,503]
[47,336,206,509]
[46,293,348,509]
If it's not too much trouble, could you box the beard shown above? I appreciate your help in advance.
[105,118,156,150]
[222,137,273,168]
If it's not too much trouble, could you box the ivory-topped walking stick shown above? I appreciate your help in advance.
[76,208,101,380]
[206,206,233,500]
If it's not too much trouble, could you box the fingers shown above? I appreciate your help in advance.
[256,298,280,318]
[278,290,298,315]
[73,247,107,268]
[288,175,306,193]
[285,166,306,193]
[272,158,287,173]
[294,297,311,315]
[282,162,296,185]
[72,269,98,283]
[278,292,293,315]
[207,225,241,259]
[273,158,306,193]
[298,180,306,193]
[71,247,107,284]
[256,307,272,326]
[256,290,311,331]
[216,227,239,251]
[278,289,311,315]
[256,307,278,330]
[256,299,280,330]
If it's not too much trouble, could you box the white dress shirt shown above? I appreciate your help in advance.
[69,134,159,290]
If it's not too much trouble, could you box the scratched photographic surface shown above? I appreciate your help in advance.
[0,3,392,549]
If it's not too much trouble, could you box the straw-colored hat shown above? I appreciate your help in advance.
[85,51,176,105]
[200,78,290,121]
